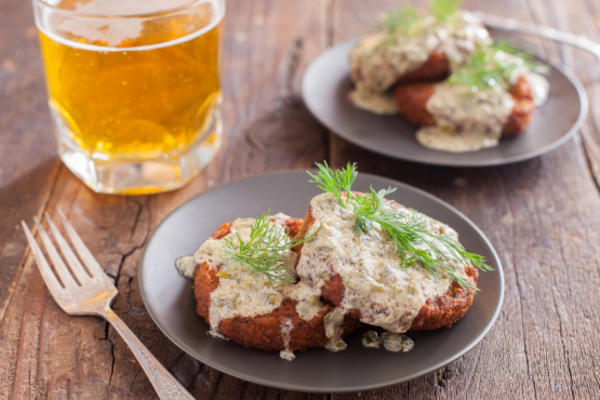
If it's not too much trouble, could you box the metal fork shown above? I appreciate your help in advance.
[22,210,194,400]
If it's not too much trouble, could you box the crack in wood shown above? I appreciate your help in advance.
[495,165,538,399]
[523,3,581,398]
[550,286,576,400]
[537,163,591,398]
[128,199,144,238]
[511,228,538,400]
[551,207,582,400]
[102,198,150,393]
[325,0,335,48]
[106,323,116,386]
[129,369,140,394]
[435,365,454,387]
[281,37,304,103]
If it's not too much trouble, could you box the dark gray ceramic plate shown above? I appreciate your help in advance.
[139,171,504,392]
[302,40,587,167]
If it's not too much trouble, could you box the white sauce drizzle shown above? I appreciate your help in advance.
[279,318,295,361]
[362,330,414,353]
[381,332,414,352]
[323,308,348,351]
[417,83,515,152]
[283,281,325,321]
[361,330,382,349]
[348,89,398,115]
[175,255,196,278]
[296,193,470,334]
[525,72,550,106]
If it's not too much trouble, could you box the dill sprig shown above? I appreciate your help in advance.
[223,211,310,286]
[448,42,549,92]
[430,0,461,21]
[307,160,357,208]
[380,6,420,35]
[379,0,460,35]
[307,162,492,290]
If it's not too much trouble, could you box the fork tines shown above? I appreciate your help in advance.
[21,209,113,294]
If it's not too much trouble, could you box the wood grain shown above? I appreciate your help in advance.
[1,0,599,399]
[0,0,60,321]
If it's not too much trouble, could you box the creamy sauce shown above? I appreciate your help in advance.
[417,126,500,152]
[175,255,196,278]
[283,281,325,321]
[361,330,414,352]
[361,330,382,349]
[323,308,348,351]
[296,193,471,334]
[381,332,414,352]
[417,83,514,152]
[349,11,490,111]
[179,213,337,360]
[501,49,550,106]
[348,89,398,115]
[279,318,295,361]
[525,72,550,106]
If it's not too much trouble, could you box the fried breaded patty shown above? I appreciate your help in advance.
[296,193,479,332]
[316,268,478,330]
[394,75,535,136]
[192,218,358,354]
[394,50,450,85]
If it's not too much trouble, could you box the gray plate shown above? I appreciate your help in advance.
[302,40,587,167]
[139,171,504,393]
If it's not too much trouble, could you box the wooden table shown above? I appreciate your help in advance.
[2,0,599,398]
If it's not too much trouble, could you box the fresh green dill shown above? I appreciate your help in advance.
[223,211,312,286]
[307,160,357,208]
[379,0,460,36]
[380,6,420,35]
[307,162,492,290]
[448,42,549,92]
[430,0,461,21]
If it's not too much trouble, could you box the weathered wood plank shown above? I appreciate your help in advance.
[552,0,600,197]
[0,0,61,321]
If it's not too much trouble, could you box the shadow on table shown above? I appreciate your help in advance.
[0,157,61,306]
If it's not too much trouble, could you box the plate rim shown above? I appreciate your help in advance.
[301,38,589,167]
[138,169,505,393]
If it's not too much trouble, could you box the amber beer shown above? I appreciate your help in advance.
[33,0,224,194]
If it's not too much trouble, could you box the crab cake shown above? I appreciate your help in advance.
[348,11,490,114]
[178,214,357,360]
[394,75,535,138]
[295,193,478,334]
[350,12,490,94]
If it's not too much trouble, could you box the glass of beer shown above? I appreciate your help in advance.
[33,0,224,194]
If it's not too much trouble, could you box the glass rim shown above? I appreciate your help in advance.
[33,0,223,20]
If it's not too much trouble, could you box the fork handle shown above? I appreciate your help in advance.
[103,308,195,400]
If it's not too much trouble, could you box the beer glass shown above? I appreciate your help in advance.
[33,0,224,194]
